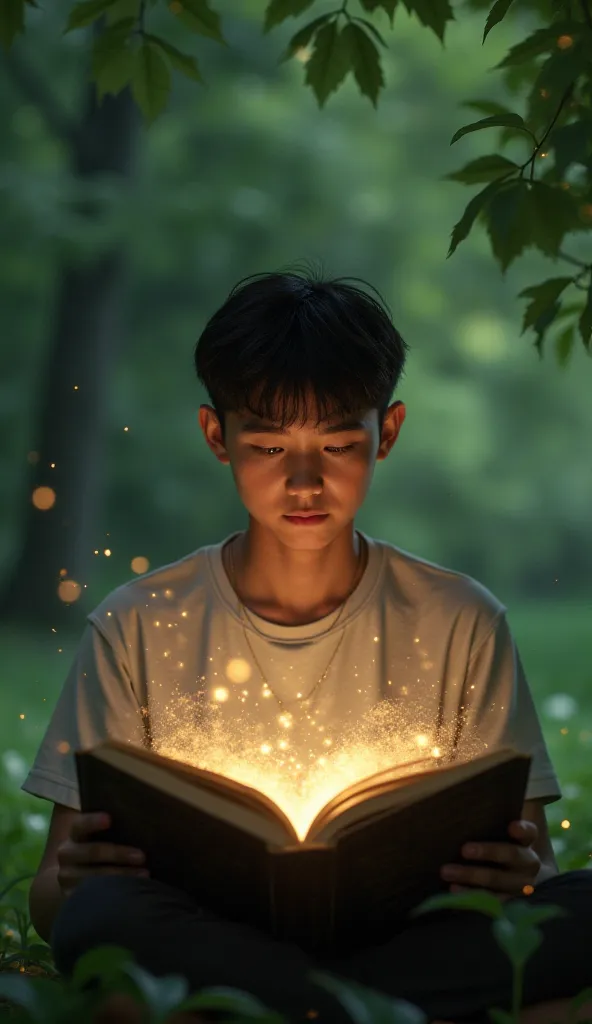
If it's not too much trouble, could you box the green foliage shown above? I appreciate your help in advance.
[1,0,590,363]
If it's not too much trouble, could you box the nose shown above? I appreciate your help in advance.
[285,458,323,498]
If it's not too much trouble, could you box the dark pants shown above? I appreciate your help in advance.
[50,869,592,1024]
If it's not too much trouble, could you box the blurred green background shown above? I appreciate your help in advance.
[0,0,591,913]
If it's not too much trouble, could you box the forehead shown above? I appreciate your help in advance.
[232,411,374,435]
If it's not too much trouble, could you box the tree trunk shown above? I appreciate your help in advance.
[0,73,140,627]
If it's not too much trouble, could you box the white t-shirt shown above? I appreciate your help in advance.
[21,531,561,820]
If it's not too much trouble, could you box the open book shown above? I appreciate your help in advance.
[76,741,531,954]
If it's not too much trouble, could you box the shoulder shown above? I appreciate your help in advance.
[88,543,215,645]
[370,534,507,643]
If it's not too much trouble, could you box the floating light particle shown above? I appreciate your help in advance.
[94,550,99,555]
[164,589,174,599]
[181,611,188,618]
[51,628,57,633]
[57,741,70,754]
[213,687,229,703]
[432,747,441,757]
[323,738,332,747]
[278,714,293,729]
[522,884,534,896]
[131,556,149,574]
[560,728,569,735]
[226,658,251,684]
[416,735,429,747]
[50,463,56,469]
[19,714,25,720]
[107,612,112,617]
[374,636,379,642]
[260,743,272,754]
[104,549,111,557]
[124,426,129,431]
[32,486,56,510]
[561,819,571,829]
[278,740,288,750]
[73,385,79,390]
[154,621,160,627]
[58,579,81,604]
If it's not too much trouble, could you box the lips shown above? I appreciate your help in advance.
[285,512,327,518]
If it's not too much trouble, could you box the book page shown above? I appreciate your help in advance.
[309,747,517,843]
[93,740,300,844]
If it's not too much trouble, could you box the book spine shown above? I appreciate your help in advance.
[268,845,335,955]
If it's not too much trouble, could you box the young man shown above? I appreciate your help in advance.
[22,269,592,1024]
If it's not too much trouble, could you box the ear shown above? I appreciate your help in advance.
[376,401,406,461]
[199,405,231,465]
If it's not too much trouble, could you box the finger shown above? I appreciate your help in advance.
[71,813,111,842]
[461,842,539,872]
[442,863,534,896]
[508,819,538,846]
[67,842,146,866]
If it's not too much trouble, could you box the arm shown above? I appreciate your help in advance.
[29,803,76,944]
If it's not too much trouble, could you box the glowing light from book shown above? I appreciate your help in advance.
[32,486,56,510]
[278,739,289,750]
[226,658,252,684]
[262,686,272,698]
[561,819,571,829]
[213,687,230,703]
[260,743,272,754]
[278,714,293,729]
[431,747,441,757]
[416,735,428,747]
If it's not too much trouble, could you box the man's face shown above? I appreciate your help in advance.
[200,397,405,546]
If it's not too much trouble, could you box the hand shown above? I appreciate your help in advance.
[439,819,541,901]
[57,812,150,899]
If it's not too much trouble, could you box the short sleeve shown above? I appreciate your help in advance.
[20,620,147,811]
[454,611,562,805]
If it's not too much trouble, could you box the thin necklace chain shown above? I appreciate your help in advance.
[227,534,365,712]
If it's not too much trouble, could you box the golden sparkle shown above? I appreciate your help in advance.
[226,658,252,684]
[561,819,571,829]
[104,548,111,557]
[58,579,81,604]
[32,486,56,510]
[131,556,150,574]
[213,687,230,703]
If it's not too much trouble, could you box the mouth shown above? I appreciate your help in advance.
[283,513,329,524]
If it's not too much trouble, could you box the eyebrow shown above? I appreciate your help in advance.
[239,419,366,435]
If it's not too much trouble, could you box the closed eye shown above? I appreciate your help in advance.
[252,445,356,456]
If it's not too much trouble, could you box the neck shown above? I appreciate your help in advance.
[225,520,366,627]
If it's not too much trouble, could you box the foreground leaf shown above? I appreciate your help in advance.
[263,0,317,32]
[144,33,203,82]
[554,324,575,366]
[177,985,284,1021]
[0,0,26,49]
[0,975,64,1024]
[311,971,427,1024]
[412,888,504,918]
[341,22,385,107]
[492,917,543,967]
[579,282,592,348]
[123,962,189,1022]
[66,0,119,32]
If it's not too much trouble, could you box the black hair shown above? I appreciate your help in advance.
[194,259,409,439]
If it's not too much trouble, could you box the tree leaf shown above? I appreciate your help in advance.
[131,41,172,122]
[411,888,504,918]
[144,33,203,82]
[503,900,567,927]
[0,0,26,49]
[349,15,388,49]
[358,0,399,28]
[484,179,531,272]
[450,113,528,145]
[305,20,353,108]
[527,181,580,257]
[169,0,226,44]
[401,0,454,42]
[310,971,427,1024]
[341,22,385,108]
[483,0,516,43]
[66,0,120,32]
[71,945,137,990]
[444,154,519,184]
[263,0,317,32]
[105,0,140,22]
[518,276,573,335]
[569,988,592,1015]
[91,18,136,97]
[579,281,592,349]
[488,1010,515,1024]
[447,177,507,257]
[554,324,575,367]
[278,14,333,63]
[494,22,576,68]
[549,117,592,179]
[0,975,64,1024]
